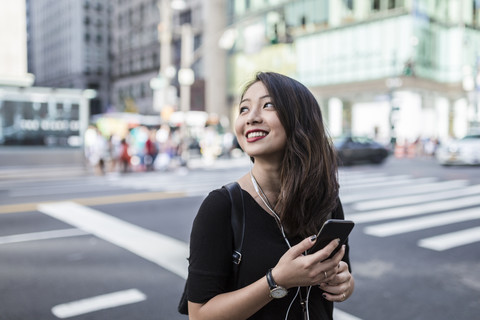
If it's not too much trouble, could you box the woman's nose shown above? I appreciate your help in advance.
[246,107,262,124]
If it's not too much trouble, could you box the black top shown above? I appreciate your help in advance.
[187,187,350,320]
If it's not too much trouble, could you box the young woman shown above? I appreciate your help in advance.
[186,72,354,320]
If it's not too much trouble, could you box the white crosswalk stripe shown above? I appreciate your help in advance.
[340,179,467,204]
[342,169,480,252]
[102,167,247,196]
[417,226,480,251]
[348,194,480,223]
[339,173,409,185]
[353,183,480,211]
[363,208,480,237]
[340,175,425,190]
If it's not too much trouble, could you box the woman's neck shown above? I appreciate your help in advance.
[251,161,281,201]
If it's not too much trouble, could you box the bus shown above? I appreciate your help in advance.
[0,86,93,146]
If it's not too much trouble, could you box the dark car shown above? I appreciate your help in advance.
[333,136,389,165]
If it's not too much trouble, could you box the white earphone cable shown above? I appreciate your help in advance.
[250,170,313,319]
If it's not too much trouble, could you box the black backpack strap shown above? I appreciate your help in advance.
[178,183,245,315]
[223,182,245,266]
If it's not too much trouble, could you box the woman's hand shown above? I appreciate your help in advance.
[270,236,345,289]
[319,261,355,302]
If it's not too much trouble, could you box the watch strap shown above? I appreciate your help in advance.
[266,268,277,289]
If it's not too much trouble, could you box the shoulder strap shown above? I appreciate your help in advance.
[223,182,245,266]
[178,182,245,315]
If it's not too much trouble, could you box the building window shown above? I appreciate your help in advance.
[179,10,192,25]
[343,0,353,10]
[140,3,145,21]
[474,0,480,26]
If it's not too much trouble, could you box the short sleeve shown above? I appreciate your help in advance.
[187,188,234,304]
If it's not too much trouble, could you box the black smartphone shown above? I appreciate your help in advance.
[308,219,355,258]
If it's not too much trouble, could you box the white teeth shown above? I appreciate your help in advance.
[247,131,267,138]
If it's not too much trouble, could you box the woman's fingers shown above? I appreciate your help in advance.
[283,234,320,259]
[311,238,341,262]
[276,237,346,288]
[322,291,349,302]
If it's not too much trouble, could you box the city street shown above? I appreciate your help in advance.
[0,153,479,320]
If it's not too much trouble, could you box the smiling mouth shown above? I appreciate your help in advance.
[247,131,268,139]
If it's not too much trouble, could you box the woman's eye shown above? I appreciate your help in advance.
[239,106,248,114]
[264,102,274,109]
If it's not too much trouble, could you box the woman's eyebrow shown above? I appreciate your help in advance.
[240,95,271,104]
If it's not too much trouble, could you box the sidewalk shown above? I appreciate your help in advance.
[0,146,88,181]
[0,146,252,181]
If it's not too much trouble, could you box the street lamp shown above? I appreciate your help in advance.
[151,0,195,115]
[178,23,194,113]
[150,0,178,114]
[386,77,402,149]
[462,55,480,131]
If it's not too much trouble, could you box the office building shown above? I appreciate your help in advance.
[28,0,110,115]
[0,0,93,146]
[227,0,480,143]
[109,0,205,115]
[0,0,34,87]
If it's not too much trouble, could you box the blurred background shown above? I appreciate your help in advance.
[1,1,479,320]
[1,0,479,154]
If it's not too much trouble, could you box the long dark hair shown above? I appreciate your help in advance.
[241,72,340,238]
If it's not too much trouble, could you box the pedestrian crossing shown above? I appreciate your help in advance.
[340,170,480,252]
[3,163,480,253]
[100,168,480,252]
[102,167,247,196]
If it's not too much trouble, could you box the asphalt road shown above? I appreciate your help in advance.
[0,154,479,320]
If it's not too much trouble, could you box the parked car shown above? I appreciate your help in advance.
[436,134,480,166]
[333,136,389,165]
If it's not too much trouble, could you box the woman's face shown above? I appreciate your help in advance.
[235,81,287,163]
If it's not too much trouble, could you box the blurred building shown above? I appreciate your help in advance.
[27,0,110,115]
[226,0,480,143]
[0,1,34,87]
[109,0,206,115]
[0,0,93,146]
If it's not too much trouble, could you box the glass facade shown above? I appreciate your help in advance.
[0,87,91,146]
[227,0,480,142]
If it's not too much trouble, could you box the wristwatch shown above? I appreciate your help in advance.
[266,268,288,299]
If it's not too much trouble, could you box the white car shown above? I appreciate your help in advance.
[436,134,480,166]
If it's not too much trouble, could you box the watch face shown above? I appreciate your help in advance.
[270,287,288,299]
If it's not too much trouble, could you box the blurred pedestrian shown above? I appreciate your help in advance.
[424,137,438,156]
[85,127,109,175]
[119,138,131,173]
[144,130,158,171]
[184,72,354,319]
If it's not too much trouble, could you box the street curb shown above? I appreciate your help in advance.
[0,165,90,181]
